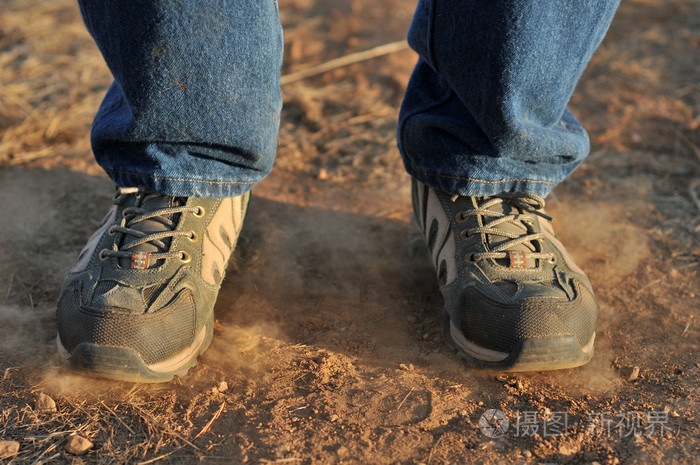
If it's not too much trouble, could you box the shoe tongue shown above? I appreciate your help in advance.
[482,198,537,268]
[118,194,182,269]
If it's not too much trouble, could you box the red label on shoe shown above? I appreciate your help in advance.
[132,251,150,269]
[509,251,526,269]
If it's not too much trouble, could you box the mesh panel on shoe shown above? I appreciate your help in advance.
[93,280,119,297]
[457,283,597,353]
[57,288,197,365]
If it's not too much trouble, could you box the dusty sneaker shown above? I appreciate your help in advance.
[56,187,249,382]
[410,179,596,371]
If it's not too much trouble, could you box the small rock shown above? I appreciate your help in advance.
[670,410,680,418]
[522,450,532,458]
[327,414,339,422]
[0,441,20,459]
[65,435,93,455]
[496,374,508,382]
[318,168,328,180]
[399,363,409,371]
[35,393,56,412]
[558,442,578,456]
[422,332,430,340]
[406,315,417,323]
[336,445,348,457]
[621,366,640,381]
[217,381,228,393]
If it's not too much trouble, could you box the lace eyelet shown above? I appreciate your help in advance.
[193,206,206,218]
[107,226,116,236]
[455,211,468,223]
[548,256,557,264]
[188,230,198,242]
[179,251,192,263]
[98,249,109,261]
[459,229,471,241]
[464,253,480,263]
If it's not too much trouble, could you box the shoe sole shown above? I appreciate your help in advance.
[56,318,214,383]
[442,312,595,371]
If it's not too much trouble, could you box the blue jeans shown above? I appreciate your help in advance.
[78,0,620,199]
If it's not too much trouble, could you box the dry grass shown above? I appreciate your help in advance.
[0,0,109,167]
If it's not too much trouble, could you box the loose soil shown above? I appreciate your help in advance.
[0,0,698,464]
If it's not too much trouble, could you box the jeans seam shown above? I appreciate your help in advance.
[416,168,557,185]
[106,169,257,185]
[427,0,438,73]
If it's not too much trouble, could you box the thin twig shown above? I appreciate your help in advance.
[132,406,201,452]
[281,40,409,85]
[193,402,226,440]
[681,319,691,337]
[136,445,187,465]
[395,388,414,412]
[30,442,57,465]
[259,458,302,464]
[14,275,34,308]
[427,435,443,465]
[100,400,136,435]
[5,273,14,300]
[688,178,700,213]
[32,452,61,465]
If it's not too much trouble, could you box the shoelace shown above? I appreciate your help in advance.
[99,187,203,265]
[452,193,555,264]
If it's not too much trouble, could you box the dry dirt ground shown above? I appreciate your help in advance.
[1,0,699,464]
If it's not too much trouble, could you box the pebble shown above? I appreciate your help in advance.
[327,414,339,422]
[35,393,56,412]
[621,366,640,381]
[0,440,20,459]
[217,381,229,393]
[522,450,532,458]
[558,443,578,456]
[406,316,417,323]
[65,435,93,455]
